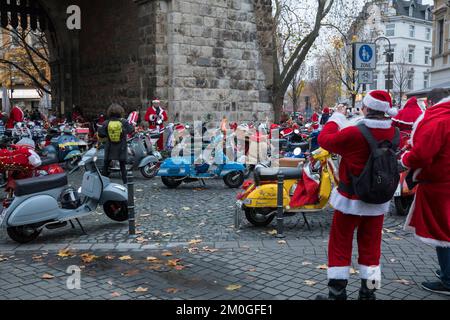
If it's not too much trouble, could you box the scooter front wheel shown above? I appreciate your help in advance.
[7,226,42,244]
[140,162,160,179]
[103,201,129,222]
[244,208,276,227]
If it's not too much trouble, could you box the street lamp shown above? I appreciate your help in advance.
[375,36,394,96]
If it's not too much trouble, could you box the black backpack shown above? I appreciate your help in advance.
[339,124,400,205]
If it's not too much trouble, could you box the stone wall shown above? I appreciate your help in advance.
[142,0,274,122]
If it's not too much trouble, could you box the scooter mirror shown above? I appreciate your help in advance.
[294,148,302,156]
[294,129,300,135]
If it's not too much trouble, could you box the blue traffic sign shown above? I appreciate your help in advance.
[359,45,373,63]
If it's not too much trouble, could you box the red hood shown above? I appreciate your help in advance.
[393,97,423,125]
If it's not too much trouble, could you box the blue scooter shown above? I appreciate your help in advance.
[157,133,245,189]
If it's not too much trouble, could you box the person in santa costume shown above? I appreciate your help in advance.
[317,90,399,300]
[6,105,24,129]
[392,96,423,149]
[311,111,320,130]
[400,88,450,295]
[144,99,168,151]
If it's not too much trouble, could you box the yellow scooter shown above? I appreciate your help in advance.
[235,148,338,228]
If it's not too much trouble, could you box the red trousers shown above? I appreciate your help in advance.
[328,211,384,280]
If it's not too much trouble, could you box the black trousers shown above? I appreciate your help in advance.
[103,159,127,184]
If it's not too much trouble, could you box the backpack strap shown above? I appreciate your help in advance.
[357,124,378,152]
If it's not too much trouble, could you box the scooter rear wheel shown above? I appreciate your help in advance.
[7,226,42,244]
[223,171,245,189]
[161,177,183,189]
[140,162,159,179]
[103,201,129,222]
[244,208,276,227]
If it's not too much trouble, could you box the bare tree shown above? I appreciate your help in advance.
[393,50,410,106]
[287,70,304,113]
[0,24,50,96]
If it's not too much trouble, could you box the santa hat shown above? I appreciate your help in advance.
[392,97,423,126]
[323,107,330,114]
[152,98,161,105]
[363,90,398,117]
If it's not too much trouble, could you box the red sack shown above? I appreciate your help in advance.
[0,146,33,171]
[290,166,320,208]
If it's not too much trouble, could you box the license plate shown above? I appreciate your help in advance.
[394,184,401,197]
[0,209,7,227]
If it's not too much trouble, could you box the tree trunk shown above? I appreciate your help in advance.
[292,94,298,113]
[351,94,356,109]
[273,94,284,123]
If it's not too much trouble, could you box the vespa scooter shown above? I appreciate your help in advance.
[0,148,128,243]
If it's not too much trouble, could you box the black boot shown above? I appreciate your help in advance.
[358,279,377,300]
[316,279,348,300]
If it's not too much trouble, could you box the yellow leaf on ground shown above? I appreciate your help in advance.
[166,288,179,294]
[41,273,55,280]
[118,255,132,261]
[268,230,277,235]
[57,249,75,258]
[188,239,202,245]
[304,280,317,286]
[202,247,218,253]
[392,237,403,241]
[277,240,287,245]
[134,287,148,293]
[162,251,173,257]
[316,264,328,270]
[80,253,98,263]
[182,207,191,211]
[146,256,158,262]
[225,284,242,291]
[167,259,182,267]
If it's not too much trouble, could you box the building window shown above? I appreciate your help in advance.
[385,73,393,90]
[407,71,414,90]
[408,47,415,63]
[409,25,415,38]
[437,19,444,55]
[425,48,431,65]
[386,24,395,37]
[426,28,431,41]
[424,73,430,89]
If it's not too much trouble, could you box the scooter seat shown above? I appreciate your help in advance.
[288,142,309,150]
[254,167,302,185]
[40,155,59,166]
[14,173,68,197]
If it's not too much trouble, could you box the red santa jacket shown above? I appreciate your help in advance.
[144,106,168,130]
[6,106,24,129]
[401,98,450,246]
[318,113,397,216]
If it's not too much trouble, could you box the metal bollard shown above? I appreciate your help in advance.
[127,170,136,236]
[276,174,285,238]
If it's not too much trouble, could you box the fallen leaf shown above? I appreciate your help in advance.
[135,230,143,235]
[162,233,173,237]
[395,279,411,285]
[140,214,150,218]
[277,240,287,245]
[152,230,161,236]
[304,280,317,286]
[182,207,191,211]
[384,228,397,233]
[111,292,121,297]
[301,261,312,266]
[392,237,403,241]
[136,189,143,192]
[41,273,55,280]
[188,239,202,245]
[167,259,182,267]
[119,255,132,261]
[188,247,199,254]
[162,251,173,257]
[166,214,174,217]
[174,265,186,271]
[104,255,115,260]
[107,281,113,286]
[166,288,179,294]
[57,249,75,258]
[146,256,159,262]
[390,258,397,263]
[268,230,277,235]
[248,268,257,272]
[316,264,328,270]
[134,287,148,293]
[32,255,42,262]
[226,284,242,291]
[80,253,98,263]
[350,268,359,275]
[202,247,218,253]
[122,269,140,277]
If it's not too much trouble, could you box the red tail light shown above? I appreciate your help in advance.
[242,180,254,191]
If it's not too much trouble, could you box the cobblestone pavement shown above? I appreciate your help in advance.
[0,174,448,300]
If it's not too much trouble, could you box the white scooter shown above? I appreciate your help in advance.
[0,148,128,243]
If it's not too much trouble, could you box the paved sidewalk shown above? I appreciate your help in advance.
[0,177,448,300]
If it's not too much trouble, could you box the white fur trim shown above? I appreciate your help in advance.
[387,108,399,117]
[412,168,422,182]
[363,94,391,112]
[362,118,392,129]
[410,113,425,147]
[330,188,389,216]
[328,266,350,280]
[437,95,450,104]
[392,118,415,126]
[400,152,410,169]
[359,265,381,281]
[327,113,347,130]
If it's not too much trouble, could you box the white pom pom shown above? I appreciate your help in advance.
[387,108,398,117]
